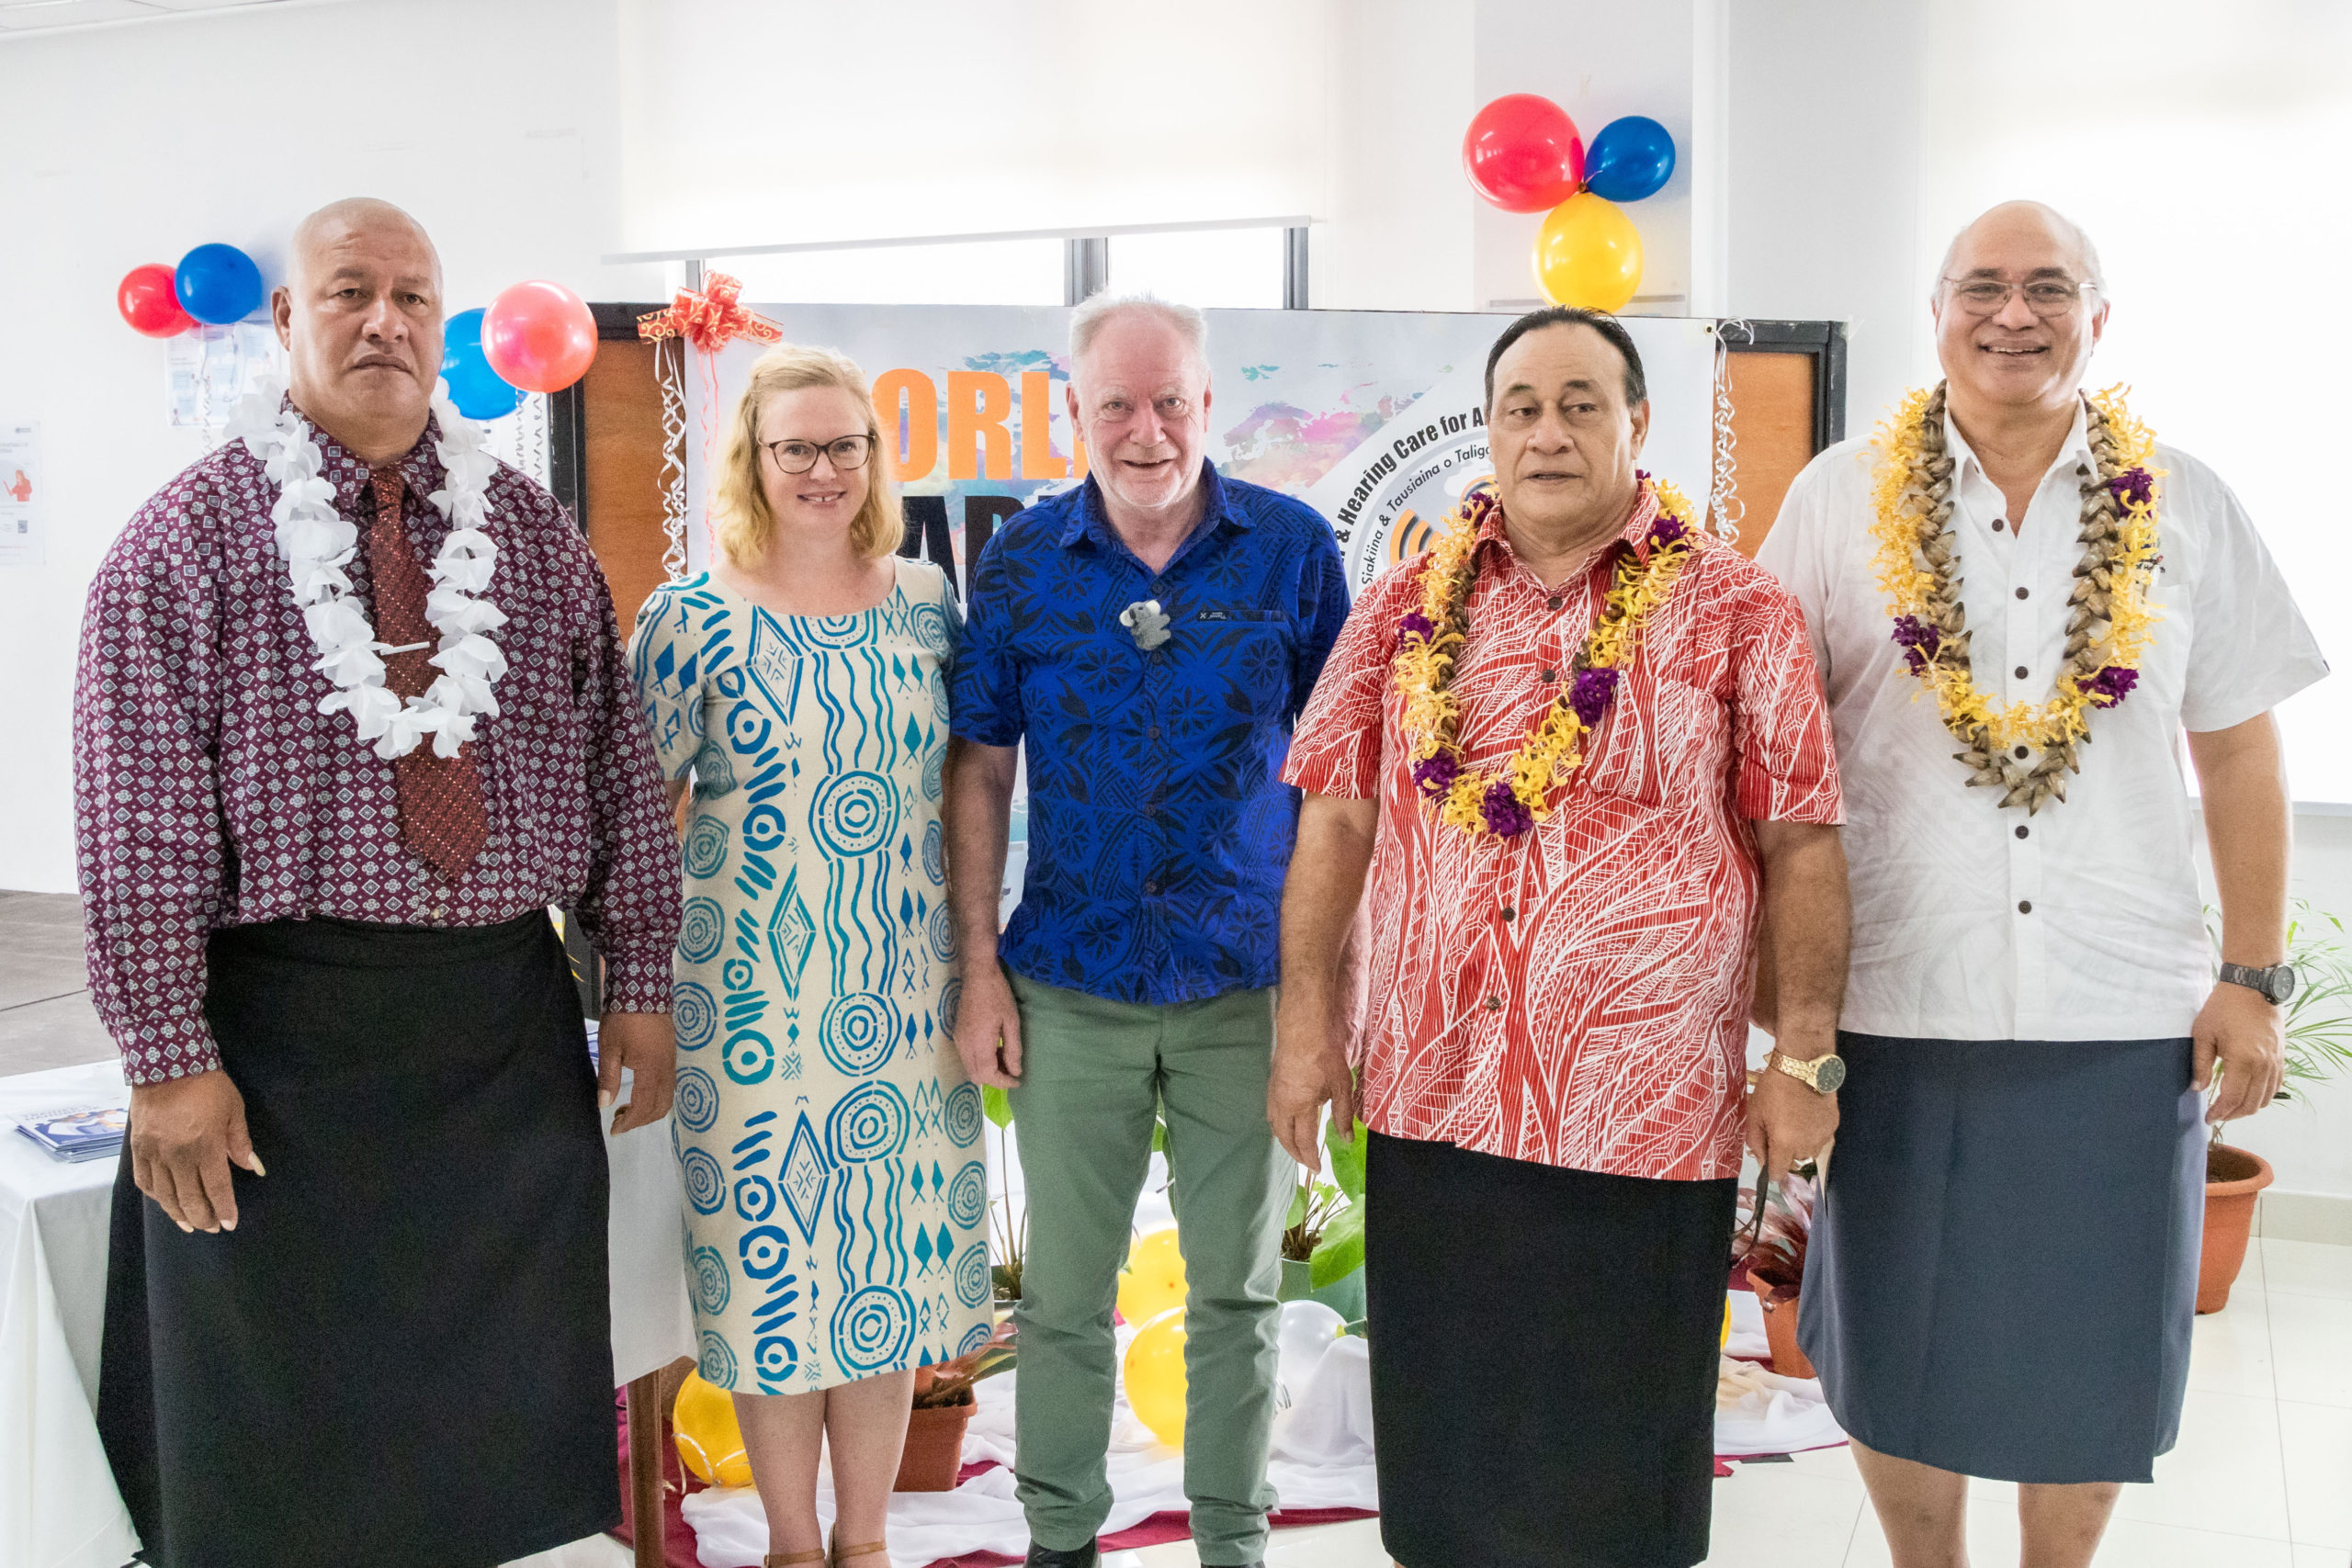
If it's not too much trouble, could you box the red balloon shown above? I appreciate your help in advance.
[480,279,598,393]
[1463,94,1586,213]
[119,264,195,338]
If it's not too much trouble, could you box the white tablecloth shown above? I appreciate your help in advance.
[0,1060,695,1568]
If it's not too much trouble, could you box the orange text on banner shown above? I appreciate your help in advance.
[947,372,1013,481]
[872,366,1085,484]
[874,368,938,484]
[1021,370,1069,480]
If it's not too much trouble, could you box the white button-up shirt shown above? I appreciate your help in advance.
[1758,404,2327,1042]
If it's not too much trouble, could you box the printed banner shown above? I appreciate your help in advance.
[682,305,1722,592]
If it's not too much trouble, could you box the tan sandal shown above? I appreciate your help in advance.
[764,1551,827,1566]
[830,1534,889,1564]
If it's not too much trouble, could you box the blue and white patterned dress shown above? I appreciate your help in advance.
[630,558,991,1393]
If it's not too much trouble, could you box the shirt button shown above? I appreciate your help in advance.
[1148,725,1161,739]
[1992,519,2007,533]
[2014,665,2029,680]
[1144,804,1159,818]
[1144,880,1159,895]
[2013,745,2030,760]
[2015,825,2030,840]
[1500,906,1516,920]
[2018,899,2033,914]
[2015,586,2030,600]
[1546,596,1563,612]
[1483,996,1503,1012]
[1540,669,1557,683]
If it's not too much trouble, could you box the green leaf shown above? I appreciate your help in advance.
[1308,1201,1366,1288]
[1325,1112,1369,1202]
[1151,1118,1169,1154]
[1284,1181,1309,1230]
[982,1085,1014,1129]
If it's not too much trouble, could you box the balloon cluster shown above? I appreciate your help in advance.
[443,281,600,417]
[116,245,266,337]
[116,248,598,417]
[1462,95,1678,313]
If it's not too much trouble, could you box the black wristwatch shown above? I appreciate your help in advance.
[2219,962,2298,1005]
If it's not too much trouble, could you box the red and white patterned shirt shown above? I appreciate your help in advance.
[74,412,682,1086]
[1283,487,1841,1180]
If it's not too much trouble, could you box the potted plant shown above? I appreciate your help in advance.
[1733,1170,1818,1378]
[897,1322,1015,1492]
[2199,901,2352,1313]
[1277,1115,1369,1321]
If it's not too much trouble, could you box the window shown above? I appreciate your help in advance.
[1107,227,1287,309]
[717,238,1064,307]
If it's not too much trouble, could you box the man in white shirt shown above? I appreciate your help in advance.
[1757,199,2326,1568]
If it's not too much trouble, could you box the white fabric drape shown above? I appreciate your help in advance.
[616,0,1332,257]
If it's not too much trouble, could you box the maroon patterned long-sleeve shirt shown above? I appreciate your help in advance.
[74,412,682,1086]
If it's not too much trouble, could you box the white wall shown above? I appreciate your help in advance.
[1309,0,1479,313]
[1725,0,1929,432]
[1468,0,1709,313]
[0,0,662,894]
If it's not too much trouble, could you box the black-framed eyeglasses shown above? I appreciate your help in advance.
[1941,276,2095,318]
[763,434,875,474]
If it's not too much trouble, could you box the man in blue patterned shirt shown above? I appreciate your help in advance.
[945,292,1349,1568]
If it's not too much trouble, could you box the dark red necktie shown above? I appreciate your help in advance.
[368,468,489,879]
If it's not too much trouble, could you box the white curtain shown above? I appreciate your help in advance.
[616,0,1333,258]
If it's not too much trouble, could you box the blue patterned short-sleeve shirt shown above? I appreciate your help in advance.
[951,464,1350,1004]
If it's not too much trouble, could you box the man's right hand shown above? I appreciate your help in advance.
[956,964,1024,1090]
[129,1068,262,1234]
[1270,991,1355,1169]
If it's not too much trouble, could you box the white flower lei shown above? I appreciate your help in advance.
[225,374,508,761]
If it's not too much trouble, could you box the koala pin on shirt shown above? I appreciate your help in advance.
[1120,599,1171,651]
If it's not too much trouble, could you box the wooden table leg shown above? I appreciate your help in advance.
[627,1370,666,1568]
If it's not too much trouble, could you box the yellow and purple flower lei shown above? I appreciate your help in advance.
[1392,475,1700,840]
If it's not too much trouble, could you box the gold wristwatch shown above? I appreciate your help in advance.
[1765,1048,1847,1094]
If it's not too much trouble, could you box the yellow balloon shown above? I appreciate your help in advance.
[673,1370,754,1487]
[1124,1307,1190,1446]
[1722,1295,1733,1349]
[1532,191,1645,313]
[1116,1226,1187,1325]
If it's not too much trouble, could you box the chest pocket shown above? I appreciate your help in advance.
[1192,605,1295,716]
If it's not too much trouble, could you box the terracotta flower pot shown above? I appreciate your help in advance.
[2197,1143,2274,1315]
[1748,1275,1815,1379]
[894,1394,975,1492]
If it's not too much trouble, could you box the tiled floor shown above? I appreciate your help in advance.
[7,892,2347,1568]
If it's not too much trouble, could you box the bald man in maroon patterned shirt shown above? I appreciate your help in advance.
[74,198,681,1568]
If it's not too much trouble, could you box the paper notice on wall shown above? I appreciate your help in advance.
[166,322,283,429]
[0,422,39,567]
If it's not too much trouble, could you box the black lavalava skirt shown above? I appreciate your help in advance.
[98,912,618,1568]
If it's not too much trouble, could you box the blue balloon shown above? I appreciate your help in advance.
[174,243,265,325]
[439,307,524,420]
[1584,116,1677,203]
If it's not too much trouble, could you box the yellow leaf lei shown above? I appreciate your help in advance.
[1869,381,2164,812]
[1393,475,1701,839]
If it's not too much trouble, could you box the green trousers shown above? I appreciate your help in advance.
[1007,973,1288,1566]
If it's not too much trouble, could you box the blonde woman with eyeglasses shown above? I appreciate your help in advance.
[629,343,986,1568]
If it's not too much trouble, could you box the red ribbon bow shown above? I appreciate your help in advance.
[636,271,782,353]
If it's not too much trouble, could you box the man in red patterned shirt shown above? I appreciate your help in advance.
[1272,308,1850,1568]
[74,199,680,1567]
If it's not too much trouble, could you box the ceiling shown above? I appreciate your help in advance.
[0,0,310,33]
